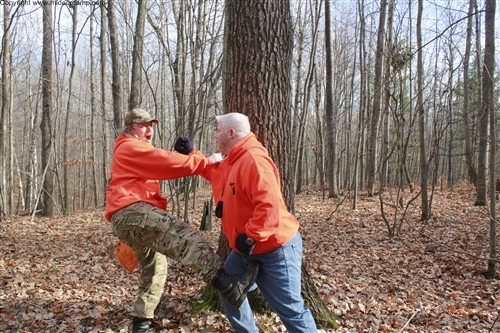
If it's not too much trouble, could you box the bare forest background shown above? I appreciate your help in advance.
[0,0,499,270]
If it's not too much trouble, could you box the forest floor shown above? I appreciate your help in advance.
[1,182,499,333]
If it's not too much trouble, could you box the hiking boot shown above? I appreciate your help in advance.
[132,317,152,333]
[211,260,259,307]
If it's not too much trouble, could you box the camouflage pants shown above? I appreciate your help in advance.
[111,202,223,318]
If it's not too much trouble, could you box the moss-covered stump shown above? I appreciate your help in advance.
[193,271,341,331]
[301,265,341,330]
[191,284,270,314]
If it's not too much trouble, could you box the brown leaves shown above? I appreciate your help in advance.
[298,182,500,332]
[1,182,499,332]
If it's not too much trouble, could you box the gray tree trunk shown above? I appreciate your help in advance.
[63,5,77,216]
[366,0,387,196]
[108,0,123,134]
[483,0,496,279]
[129,0,148,110]
[324,0,339,199]
[100,4,110,198]
[41,4,54,217]
[0,3,11,217]
[90,7,99,207]
[380,0,394,193]
[463,0,477,186]
[417,0,429,219]
[475,1,488,206]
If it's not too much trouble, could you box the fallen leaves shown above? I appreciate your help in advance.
[0,182,499,332]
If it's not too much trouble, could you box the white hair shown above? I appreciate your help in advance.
[216,113,251,136]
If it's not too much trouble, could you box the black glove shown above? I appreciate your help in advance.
[235,233,256,255]
[174,136,193,155]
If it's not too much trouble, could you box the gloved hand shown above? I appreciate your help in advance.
[174,136,193,155]
[235,233,255,255]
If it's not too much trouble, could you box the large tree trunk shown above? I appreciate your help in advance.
[224,0,294,207]
[40,4,54,218]
[223,0,337,328]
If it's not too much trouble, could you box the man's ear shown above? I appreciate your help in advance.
[229,128,236,139]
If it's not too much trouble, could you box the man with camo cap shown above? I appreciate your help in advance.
[105,108,258,333]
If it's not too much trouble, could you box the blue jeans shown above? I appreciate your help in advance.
[220,232,317,333]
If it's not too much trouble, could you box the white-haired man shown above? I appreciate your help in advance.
[177,112,317,332]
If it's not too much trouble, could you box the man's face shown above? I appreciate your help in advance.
[214,122,231,155]
[130,121,154,144]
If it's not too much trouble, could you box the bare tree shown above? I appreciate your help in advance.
[108,0,123,134]
[324,0,339,199]
[475,0,488,206]
[353,0,368,209]
[63,4,78,216]
[100,3,110,198]
[463,0,478,186]
[483,0,496,279]
[0,3,11,217]
[294,0,321,195]
[40,4,54,217]
[379,0,395,193]
[366,0,387,197]
[416,0,429,219]
[89,6,99,207]
[129,0,148,110]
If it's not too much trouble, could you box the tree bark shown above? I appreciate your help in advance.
[108,0,123,134]
[223,0,337,328]
[483,0,496,279]
[63,4,77,216]
[475,0,488,206]
[224,0,294,209]
[90,6,99,207]
[379,0,394,193]
[417,0,429,219]
[0,3,11,217]
[295,1,320,195]
[40,4,54,217]
[100,3,110,198]
[366,0,387,196]
[324,0,339,199]
[463,0,478,186]
[129,0,148,110]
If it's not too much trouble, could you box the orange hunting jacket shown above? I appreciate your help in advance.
[105,134,209,221]
[202,133,299,255]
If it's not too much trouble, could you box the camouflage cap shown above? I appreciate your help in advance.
[125,108,159,126]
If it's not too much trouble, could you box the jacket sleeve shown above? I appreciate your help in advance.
[115,140,210,180]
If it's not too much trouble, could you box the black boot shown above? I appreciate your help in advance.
[132,317,152,333]
[211,260,259,307]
